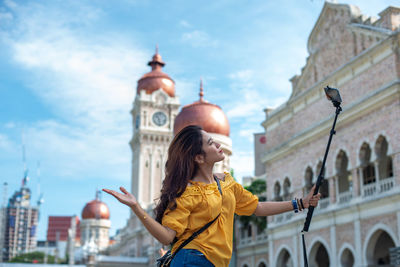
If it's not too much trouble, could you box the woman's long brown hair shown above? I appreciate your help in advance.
[154,125,204,223]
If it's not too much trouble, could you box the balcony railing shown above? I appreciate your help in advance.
[338,191,353,204]
[239,236,252,246]
[363,177,395,198]
[275,213,284,223]
[363,182,376,197]
[318,198,330,209]
[380,177,395,193]
[256,232,268,241]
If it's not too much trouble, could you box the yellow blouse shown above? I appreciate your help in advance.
[162,172,259,267]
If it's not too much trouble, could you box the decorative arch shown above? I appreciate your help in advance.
[304,166,314,194]
[373,131,393,156]
[256,259,267,267]
[283,177,292,201]
[241,264,250,267]
[315,160,329,199]
[275,245,294,267]
[374,135,394,180]
[359,142,376,186]
[338,243,356,267]
[356,138,372,166]
[331,147,353,174]
[335,149,352,194]
[363,223,399,266]
[274,181,282,201]
[308,238,331,267]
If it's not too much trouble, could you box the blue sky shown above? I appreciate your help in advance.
[0,0,398,240]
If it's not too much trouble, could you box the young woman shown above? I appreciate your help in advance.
[103,125,320,266]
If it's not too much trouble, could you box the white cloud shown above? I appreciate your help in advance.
[0,134,13,151]
[181,30,219,47]
[179,20,192,28]
[228,69,254,82]
[0,12,13,20]
[1,1,149,181]
[226,69,287,119]
[4,0,17,10]
[24,120,131,180]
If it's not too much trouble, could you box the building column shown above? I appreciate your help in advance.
[354,219,363,266]
[397,211,400,244]
[268,232,274,267]
[329,176,337,204]
[293,230,298,266]
[149,152,153,204]
[335,175,340,203]
[352,168,359,197]
[374,161,380,194]
[330,225,337,267]
[357,168,364,197]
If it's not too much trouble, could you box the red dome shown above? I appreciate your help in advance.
[81,199,110,220]
[137,50,175,97]
[174,81,230,136]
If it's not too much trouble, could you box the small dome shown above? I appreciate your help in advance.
[174,80,230,136]
[82,199,110,220]
[137,47,175,97]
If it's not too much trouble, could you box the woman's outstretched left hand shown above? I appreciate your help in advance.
[102,187,138,208]
[303,185,321,208]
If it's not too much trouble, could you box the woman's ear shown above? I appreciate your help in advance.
[194,154,204,164]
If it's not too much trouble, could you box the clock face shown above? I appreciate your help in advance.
[152,111,167,126]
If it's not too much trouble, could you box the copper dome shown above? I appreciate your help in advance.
[174,80,230,136]
[81,199,110,220]
[137,47,175,97]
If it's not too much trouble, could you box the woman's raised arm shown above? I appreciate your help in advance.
[254,185,321,216]
[102,187,176,245]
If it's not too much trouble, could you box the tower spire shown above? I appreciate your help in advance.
[199,78,204,102]
[148,44,165,70]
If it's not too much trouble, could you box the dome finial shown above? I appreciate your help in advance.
[148,45,165,70]
[199,78,204,102]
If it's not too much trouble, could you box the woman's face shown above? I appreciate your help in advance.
[200,130,225,164]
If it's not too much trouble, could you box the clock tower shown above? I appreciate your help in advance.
[130,48,180,209]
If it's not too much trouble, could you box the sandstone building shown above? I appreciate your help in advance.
[236,2,400,267]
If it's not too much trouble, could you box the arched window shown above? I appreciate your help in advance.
[340,248,354,267]
[360,142,375,185]
[283,177,291,201]
[304,167,313,195]
[375,136,393,180]
[336,150,351,193]
[276,249,293,267]
[274,182,282,201]
[240,224,252,240]
[316,161,329,199]
[366,229,395,265]
[309,242,330,267]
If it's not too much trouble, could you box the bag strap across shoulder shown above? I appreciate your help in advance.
[171,176,222,257]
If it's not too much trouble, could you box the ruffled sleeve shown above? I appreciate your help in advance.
[233,180,259,216]
[161,195,196,237]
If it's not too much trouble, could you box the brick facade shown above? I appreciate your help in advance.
[236,2,400,267]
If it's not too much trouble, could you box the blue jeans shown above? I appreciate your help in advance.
[170,249,214,266]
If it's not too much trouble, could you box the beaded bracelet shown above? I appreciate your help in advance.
[300,198,305,210]
[296,198,302,211]
[292,199,299,213]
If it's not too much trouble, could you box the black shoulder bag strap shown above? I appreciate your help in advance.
[171,176,223,257]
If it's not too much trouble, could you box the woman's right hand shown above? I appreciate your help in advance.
[102,187,138,208]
